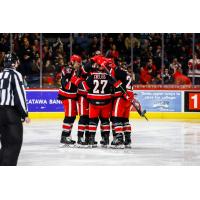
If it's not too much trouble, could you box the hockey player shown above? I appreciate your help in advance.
[76,65,90,147]
[99,58,135,148]
[111,64,134,148]
[57,54,82,146]
[80,56,115,147]
[78,56,106,147]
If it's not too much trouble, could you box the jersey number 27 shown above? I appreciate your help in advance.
[93,80,108,94]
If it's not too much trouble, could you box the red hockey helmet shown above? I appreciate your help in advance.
[91,55,101,63]
[91,55,105,65]
[104,58,116,68]
[104,58,113,64]
[70,54,82,63]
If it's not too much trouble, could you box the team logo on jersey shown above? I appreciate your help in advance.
[66,68,72,73]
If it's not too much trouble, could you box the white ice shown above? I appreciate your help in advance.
[18,119,200,166]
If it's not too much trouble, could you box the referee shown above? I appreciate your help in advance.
[0,53,30,166]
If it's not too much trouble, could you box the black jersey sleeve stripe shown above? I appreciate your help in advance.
[13,73,28,118]
[5,74,12,105]
[14,72,28,110]
[0,71,7,105]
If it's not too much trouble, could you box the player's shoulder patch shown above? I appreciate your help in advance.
[66,68,73,74]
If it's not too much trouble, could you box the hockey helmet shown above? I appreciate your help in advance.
[4,53,19,68]
[91,55,105,65]
[70,54,82,63]
[104,57,116,68]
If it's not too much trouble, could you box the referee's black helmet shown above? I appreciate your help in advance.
[4,53,19,68]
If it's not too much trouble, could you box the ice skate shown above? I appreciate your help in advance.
[100,134,109,148]
[110,133,124,149]
[60,136,76,148]
[76,137,89,148]
[88,136,98,148]
[124,134,132,149]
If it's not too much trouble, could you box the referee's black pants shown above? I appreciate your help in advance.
[0,106,23,166]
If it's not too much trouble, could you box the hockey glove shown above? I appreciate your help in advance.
[70,76,82,86]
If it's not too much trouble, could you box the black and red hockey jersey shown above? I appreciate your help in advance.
[77,65,89,97]
[113,66,134,99]
[81,71,114,105]
[77,62,103,98]
[57,65,78,100]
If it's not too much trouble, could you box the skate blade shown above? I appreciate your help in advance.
[76,144,89,148]
[101,144,108,148]
[59,143,75,148]
[125,145,132,149]
[110,145,125,149]
[88,144,98,148]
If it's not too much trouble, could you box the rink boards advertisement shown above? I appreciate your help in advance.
[26,90,63,112]
[134,91,182,112]
[26,90,183,112]
[184,91,200,112]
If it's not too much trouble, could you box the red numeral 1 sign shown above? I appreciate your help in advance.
[189,93,200,110]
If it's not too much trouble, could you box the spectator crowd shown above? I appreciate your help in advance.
[1,33,200,87]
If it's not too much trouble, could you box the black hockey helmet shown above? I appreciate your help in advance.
[4,52,19,68]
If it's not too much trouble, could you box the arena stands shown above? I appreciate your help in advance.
[1,33,200,88]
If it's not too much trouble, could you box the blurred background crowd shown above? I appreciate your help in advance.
[1,33,200,88]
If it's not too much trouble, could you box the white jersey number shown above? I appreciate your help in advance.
[126,76,132,89]
[93,80,108,94]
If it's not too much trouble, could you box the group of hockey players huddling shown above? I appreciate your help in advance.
[57,53,138,149]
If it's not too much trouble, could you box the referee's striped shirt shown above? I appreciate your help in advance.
[0,68,28,118]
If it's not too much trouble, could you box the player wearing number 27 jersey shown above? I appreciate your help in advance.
[81,68,115,146]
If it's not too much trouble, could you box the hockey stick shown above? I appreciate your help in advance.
[103,65,149,121]
[131,98,148,121]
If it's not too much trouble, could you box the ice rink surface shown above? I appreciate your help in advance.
[18,119,200,166]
